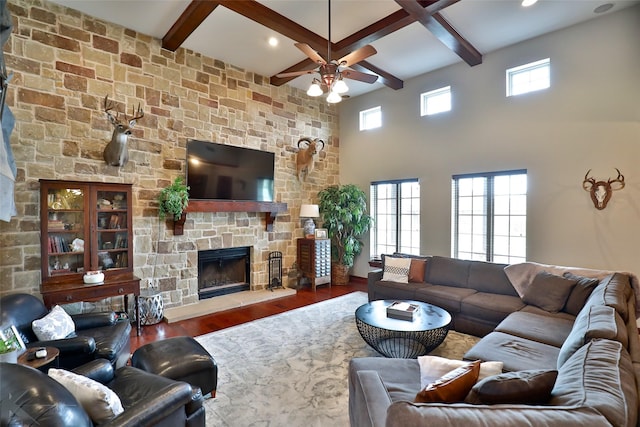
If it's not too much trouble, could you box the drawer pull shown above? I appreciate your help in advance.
[66,295,73,301]
[118,288,124,294]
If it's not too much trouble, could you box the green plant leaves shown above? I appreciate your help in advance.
[158,176,190,221]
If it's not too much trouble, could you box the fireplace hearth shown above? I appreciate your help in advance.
[198,247,250,300]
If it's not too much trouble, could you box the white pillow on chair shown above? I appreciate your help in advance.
[32,305,75,341]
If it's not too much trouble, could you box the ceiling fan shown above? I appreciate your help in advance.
[276,0,379,103]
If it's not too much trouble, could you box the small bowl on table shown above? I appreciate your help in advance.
[83,271,104,284]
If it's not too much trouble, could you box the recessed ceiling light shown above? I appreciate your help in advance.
[521,0,538,6]
[268,37,278,47]
[594,3,614,13]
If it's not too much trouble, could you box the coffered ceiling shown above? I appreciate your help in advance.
[48,0,638,98]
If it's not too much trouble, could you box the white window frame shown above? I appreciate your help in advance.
[370,179,420,259]
[506,58,550,97]
[420,85,451,116]
[359,106,382,131]
[451,170,527,264]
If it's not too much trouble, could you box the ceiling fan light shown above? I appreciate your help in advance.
[307,82,323,97]
[333,78,349,94]
[326,91,342,104]
[521,0,538,6]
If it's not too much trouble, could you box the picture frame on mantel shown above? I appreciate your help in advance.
[314,228,328,239]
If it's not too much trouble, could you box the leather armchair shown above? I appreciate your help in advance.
[0,360,205,427]
[0,293,131,369]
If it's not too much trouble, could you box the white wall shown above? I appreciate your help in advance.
[339,6,640,278]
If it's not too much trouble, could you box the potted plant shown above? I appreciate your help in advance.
[318,184,372,285]
[0,325,24,363]
[157,176,190,235]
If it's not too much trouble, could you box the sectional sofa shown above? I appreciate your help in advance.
[349,255,640,426]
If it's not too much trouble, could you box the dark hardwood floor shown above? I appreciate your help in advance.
[129,281,368,352]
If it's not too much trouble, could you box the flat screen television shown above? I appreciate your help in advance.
[186,140,275,202]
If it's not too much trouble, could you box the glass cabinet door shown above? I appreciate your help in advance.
[45,185,88,279]
[95,188,131,271]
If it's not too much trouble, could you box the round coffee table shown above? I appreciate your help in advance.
[355,300,451,358]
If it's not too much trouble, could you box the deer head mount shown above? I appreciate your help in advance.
[102,95,144,167]
[582,168,625,210]
[296,137,325,182]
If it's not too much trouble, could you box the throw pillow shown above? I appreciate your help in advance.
[522,271,578,313]
[465,369,558,405]
[382,256,411,283]
[415,360,481,403]
[417,355,503,389]
[49,368,124,423]
[32,305,75,341]
[409,258,427,283]
[562,272,600,316]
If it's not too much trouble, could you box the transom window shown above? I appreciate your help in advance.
[359,106,382,131]
[506,58,550,97]
[420,86,451,116]
[370,179,420,258]
[451,170,527,263]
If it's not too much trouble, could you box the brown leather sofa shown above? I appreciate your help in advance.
[350,255,640,427]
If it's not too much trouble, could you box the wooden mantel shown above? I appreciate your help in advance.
[186,200,288,231]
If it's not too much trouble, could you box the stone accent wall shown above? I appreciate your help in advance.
[0,0,340,309]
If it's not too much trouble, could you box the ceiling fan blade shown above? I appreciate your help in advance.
[337,45,377,67]
[341,69,379,84]
[295,43,326,65]
[275,70,316,78]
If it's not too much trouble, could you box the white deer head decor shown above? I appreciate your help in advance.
[102,95,144,167]
[582,168,625,210]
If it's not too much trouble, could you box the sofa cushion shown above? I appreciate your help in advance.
[382,256,411,283]
[425,256,470,288]
[467,261,518,296]
[417,356,503,389]
[562,272,599,316]
[409,258,427,283]
[415,360,480,403]
[494,311,575,348]
[460,292,525,323]
[551,339,638,427]
[32,305,76,341]
[522,272,577,313]
[464,331,560,372]
[557,305,628,368]
[519,305,576,321]
[585,273,631,321]
[349,357,421,405]
[372,280,420,301]
[465,369,558,405]
[414,285,477,314]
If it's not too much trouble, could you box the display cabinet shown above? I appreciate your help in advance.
[297,238,331,291]
[39,180,140,335]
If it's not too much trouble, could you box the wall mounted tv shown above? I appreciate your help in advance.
[186,140,275,202]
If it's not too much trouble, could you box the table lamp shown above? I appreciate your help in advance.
[300,204,320,238]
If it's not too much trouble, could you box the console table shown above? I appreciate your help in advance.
[40,274,141,336]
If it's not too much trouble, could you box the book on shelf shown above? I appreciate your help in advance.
[386,301,419,321]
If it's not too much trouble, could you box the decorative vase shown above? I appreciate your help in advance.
[0,350,18,364]
[332,263,350,286]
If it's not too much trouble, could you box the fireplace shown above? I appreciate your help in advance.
[198,247,250,300]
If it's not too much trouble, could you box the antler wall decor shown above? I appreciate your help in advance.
[102,95,144,167]
[296,137,325,182]
[582,168,625,210]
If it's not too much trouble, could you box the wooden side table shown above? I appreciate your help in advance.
[18,347,60,372]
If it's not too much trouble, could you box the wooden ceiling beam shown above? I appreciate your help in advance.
[162,1,221,51]
[394,0,482,66]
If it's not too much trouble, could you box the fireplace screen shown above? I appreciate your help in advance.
[198,247,250,299]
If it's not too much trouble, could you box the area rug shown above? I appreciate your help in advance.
[196,291,480,427]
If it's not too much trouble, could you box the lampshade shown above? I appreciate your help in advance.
[307,82,323,97]
[333,78,349,94]
[300,204,319,218]
[326,91,342,104]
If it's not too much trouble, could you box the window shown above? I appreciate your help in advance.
[420,86,451,116]
[370,179,420,258]
[451,170,527,263]
[506,58,550,97]
[359,106,381,131]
